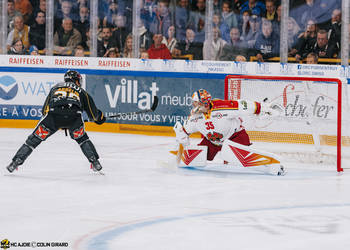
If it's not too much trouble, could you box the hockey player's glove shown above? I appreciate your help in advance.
[95,111,106,125]
[173,121,190,146]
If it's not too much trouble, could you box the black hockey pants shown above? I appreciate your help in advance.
[12,111,100,165]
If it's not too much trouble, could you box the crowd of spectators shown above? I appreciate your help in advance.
[4,0,345,64]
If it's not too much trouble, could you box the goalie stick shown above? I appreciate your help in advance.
[106,96,159,119]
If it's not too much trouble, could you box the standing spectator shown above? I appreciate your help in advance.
[264,0,277,21]
[54,18,82,55]
[7,15,31,51]
[175,0,191,42]
[29,11,46,50]
[287,17,300,51]
[103,0,119,28]
[240,0,266,17]
[7,0,21,30]
[175,28,203,60]
[326,9,341,52]
[219,27,247,61]
[97,26,118,57]
[162,26,178,55]
[148,33,172,59]
[188,0,206,43]
[203,27,227,61]
[149,0,173,38]
[310,29,337,59]
[8,39,27,55]
[213,14,230,43]
[112,15,129,53]
[14,0,33,24]
[122,34,133,58]
[139,19,152,50]
[55,0,79,31]
[306,52,318,64]
[290,19,318,61]
[254,20,280,61]
[242,14,260,48]
[221,1,238,30]
[74,6,90,48]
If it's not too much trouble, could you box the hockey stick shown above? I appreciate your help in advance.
[106,96,159,119]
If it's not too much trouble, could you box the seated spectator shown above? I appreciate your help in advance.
[213,0,222,14]
[290,19,318,61]
[254,20,280,62]
[27,0,47,26]
[310,29,337,59]
[103,0,119,28]
[213,14,230,43]
[221,1,238,30]
[188,0,206,42]
[7,0,21,30]
[29,11,46,50]
[140,49,150,59]
[149,0,173,38]
[264,0,277,21]
[162,25,178,55]
[306,52,318,64]
[148,33,172,59]
[14,0,33,24]
[240,0,266,17]
[235,55,247,62]
[203,27,227,61]
[53,18,82,55]
[29,45,39,55]
[112,15,129,53]
[242,14,261,48]
[122,34,133,58]
[291,0,319,30]
[74,6,90,48]
[104,47,120,58]
[97,26,118,57]
[175,0,191,42]
[74,45,85,57]
[7,14,31,51]
[239,10,251,39]
[8,39,27,55]
[175,28,203,60]
[219,27,248,61]
[140,0,158,30]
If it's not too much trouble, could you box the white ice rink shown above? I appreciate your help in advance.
[1,128,350,250]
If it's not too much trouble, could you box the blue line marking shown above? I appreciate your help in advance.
[86,203,350,250]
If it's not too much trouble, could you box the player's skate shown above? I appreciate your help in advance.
[89,156,103,174]
[6,158,23,173]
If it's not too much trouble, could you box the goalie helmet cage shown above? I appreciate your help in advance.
[224,75,349,172]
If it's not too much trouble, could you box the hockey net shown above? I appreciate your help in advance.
[225,75,350,172]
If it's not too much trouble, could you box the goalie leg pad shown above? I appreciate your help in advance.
[179,145,208,167]
[221,140,282,167]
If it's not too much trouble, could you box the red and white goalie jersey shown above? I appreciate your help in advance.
[183,99,261,146]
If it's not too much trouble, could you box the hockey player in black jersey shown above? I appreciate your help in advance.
[6,70,106,173]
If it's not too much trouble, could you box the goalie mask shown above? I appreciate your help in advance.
[191,89,212,113]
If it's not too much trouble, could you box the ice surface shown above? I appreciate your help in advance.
[1,128,350,250]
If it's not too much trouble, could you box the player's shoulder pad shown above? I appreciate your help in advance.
[211,99,238,111]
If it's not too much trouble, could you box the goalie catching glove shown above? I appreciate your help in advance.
[173,121,190,146]
[260,102,283,117]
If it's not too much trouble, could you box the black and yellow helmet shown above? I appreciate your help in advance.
[64,70,82,85]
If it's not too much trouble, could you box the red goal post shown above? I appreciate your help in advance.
[225,75,348,172]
